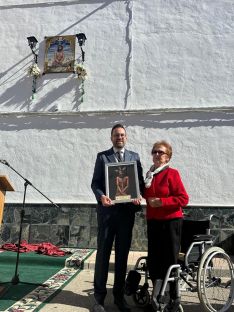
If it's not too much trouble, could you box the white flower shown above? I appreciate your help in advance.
[28,64,41,77]
[75,64,87,81]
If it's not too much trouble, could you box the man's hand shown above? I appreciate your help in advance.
[132,196,142,205]
[148,197,162,207]
[101,195,113,206]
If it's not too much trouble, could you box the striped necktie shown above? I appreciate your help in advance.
[116,151,123,162]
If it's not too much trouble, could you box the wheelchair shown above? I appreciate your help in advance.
[125,216,234,312]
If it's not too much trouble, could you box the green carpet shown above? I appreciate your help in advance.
[0,251,69,310]
[0,249,93,311]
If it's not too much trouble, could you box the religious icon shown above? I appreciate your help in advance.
[105,162,140,203]
[44,35,76,73]
[115,166,130,201]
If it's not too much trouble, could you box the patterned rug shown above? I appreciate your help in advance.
[2,248,94,312]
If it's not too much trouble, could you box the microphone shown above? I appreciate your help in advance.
[0,159,9,166]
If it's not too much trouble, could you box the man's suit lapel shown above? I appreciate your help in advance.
[106,148,116,163]
[124,149,132,162]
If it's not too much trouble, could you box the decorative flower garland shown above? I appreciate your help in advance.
[27,63,41,99]
[27,63,41,77]
[75,64,87,81]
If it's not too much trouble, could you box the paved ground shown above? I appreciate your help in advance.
[39,251,234,312]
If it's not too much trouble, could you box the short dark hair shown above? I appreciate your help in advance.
[111,123,126,135]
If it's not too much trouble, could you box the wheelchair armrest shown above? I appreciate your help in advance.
[209,214,220,221]
[193,234,214,241]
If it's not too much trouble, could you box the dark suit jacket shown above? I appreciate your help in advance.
[91,147,144,204]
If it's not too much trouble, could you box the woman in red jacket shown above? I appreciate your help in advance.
[144,140,189,311]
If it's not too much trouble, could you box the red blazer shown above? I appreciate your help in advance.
[144,167,189,220]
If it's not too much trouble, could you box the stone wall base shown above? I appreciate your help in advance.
[0,204,233,255]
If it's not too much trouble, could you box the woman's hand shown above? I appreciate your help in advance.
[132,196,142,205]
[148,197,162,207]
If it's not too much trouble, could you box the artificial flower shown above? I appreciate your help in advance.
[28,63,41,77]
[75,64,87,80]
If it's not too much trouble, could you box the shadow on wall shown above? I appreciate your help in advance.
[0,0,117,111]
[0,0,114,10]
[0,75,33,111]
[0,111,233,132]
[0,70,85,112]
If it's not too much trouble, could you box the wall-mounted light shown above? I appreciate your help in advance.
[76,33,87,46]
[27,36,38,50]
[27,36,38,63]
[76,33,87,62]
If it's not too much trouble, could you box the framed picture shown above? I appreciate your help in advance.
[44,35,76,73]
[105,161,140,203]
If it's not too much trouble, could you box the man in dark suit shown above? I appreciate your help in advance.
[91,123,144,312]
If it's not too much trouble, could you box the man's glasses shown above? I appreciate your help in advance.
[113,133,126,138]
[152,150,167,156]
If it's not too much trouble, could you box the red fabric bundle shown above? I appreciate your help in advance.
[37,242,66,256]
[1,240,66,257]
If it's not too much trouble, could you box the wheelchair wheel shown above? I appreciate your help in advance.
[177,305,183,312]
[197,247,234,312]
[132,285,150,307]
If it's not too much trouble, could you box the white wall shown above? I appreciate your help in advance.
[132,0,234,109]
[0,111,233,205]
[0,1,233,205]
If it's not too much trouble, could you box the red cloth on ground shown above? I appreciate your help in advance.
[1,240,66,256]
[37,242,66,256]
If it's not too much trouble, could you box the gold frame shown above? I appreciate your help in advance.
[44,35,76,73]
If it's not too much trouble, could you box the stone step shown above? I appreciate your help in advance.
[83,250,147,271]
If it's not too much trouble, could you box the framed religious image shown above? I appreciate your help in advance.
[44,35,76,73]
[105,161,140,203]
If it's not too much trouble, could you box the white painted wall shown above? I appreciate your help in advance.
[0,1,233,205]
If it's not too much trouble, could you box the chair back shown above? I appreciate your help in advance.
[180,219,210,253]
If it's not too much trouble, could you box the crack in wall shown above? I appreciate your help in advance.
[124,0,132,109]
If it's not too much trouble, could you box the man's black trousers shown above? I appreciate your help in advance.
[94,205,135,305]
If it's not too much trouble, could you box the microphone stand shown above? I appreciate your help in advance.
[0,160,60,288]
